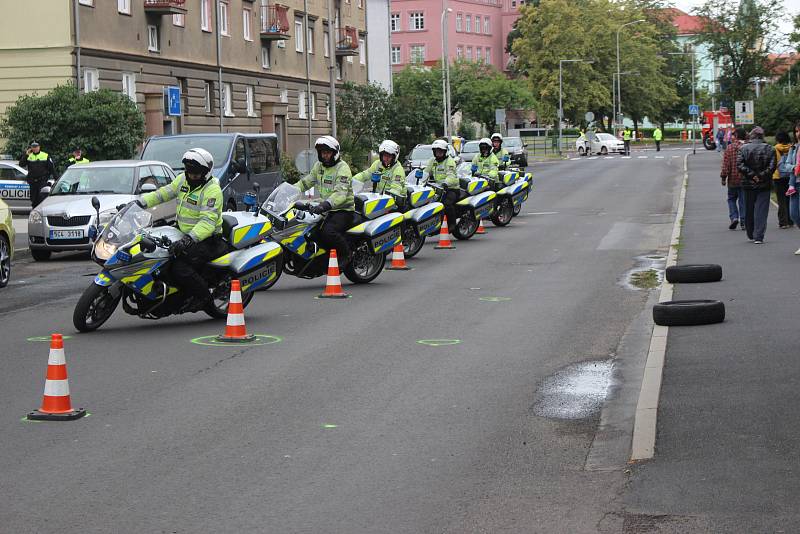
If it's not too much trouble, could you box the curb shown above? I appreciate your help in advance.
[629,152,689,461]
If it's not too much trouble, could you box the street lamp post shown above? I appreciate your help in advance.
[441,6,453,139]
[558,58,593,155]
[615,19,645,132]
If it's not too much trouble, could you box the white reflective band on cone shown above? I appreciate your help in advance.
[229,291,242,304]
[226,314,245,326]
[326,275,340,285]
[47,348,66,366]
[43,379,70,397]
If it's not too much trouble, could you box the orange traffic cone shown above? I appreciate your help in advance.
[27,334,86,421]
[216,280,255,342]
[434,215,456,249]
[476,218,486,234]
[386,243,411,270]
[318,249,349,298]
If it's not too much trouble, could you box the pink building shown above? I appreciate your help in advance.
[390,0,524,72]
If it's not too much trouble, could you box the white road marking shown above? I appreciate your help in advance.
[527,211,559,215]
[637,155,648,159]
[587,156,598,160]
[655,156,665,159]
[570,157,582,161]
[605,156,615,159]
[621,156,631,159]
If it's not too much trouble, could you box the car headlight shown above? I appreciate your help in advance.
[28,209,42,224]
[98,209,118,227]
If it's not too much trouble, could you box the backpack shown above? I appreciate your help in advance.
[779,145,797,178]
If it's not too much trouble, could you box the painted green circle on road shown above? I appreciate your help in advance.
[322,424,338,429]
[479,297,512,302]
[191,334,283,347]
[417,339,461,347]
[27,335,73,342]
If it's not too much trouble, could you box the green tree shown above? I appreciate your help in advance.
[754,85,800,134]
[336,81,393,167]
[692,0,784,103]
[1,84,145,170]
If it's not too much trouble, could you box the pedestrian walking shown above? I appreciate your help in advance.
[653,126,663,152]
[737,126,777,244]
[18,141,55,207]
[724,127,733,146]
[772,130,794,229]
[623,126,632,156]
[720,127,747,230]
[716,128,726,152]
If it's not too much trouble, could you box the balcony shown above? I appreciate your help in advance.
[336,27,359,56]
[143,0,187,15]
[260,5,290,40]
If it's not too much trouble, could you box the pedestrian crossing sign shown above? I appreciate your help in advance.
[688,105,699,116]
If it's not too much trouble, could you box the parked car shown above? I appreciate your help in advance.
[403,143,460,171]
[0,197,13,287]
[576,132,625,155]
[453,140,480,165]
[0,160,29,213]
[140,133,282,211]
[503,137,528,167]
[27,160,177,261]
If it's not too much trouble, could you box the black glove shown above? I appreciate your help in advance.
[169,234,194,256]
[116,199,146,212]
[293,201,310,211]
[310,201,332,215]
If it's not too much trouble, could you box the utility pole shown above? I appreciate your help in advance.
[215,0,224,132]
[303,0,312,149]
[328,0,337,136]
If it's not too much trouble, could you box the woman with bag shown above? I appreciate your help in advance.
[774,130,794,229]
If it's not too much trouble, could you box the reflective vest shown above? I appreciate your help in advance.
[424,156,458,188]
[472,153,500,180]
[297,160,355,211]
[493,147,510,166]
[20,151,54,181]
[353,160,406,197]
[653,129,663,141]
[141,173,223,242]
[623,130,632,141]
[68,157,91,165]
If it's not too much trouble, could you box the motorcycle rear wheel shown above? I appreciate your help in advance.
[73,282,122,332]
[403,225,425,258]
[491,198,514,227]
[512,203,522,217]
[343,241,384,284]
[452,212,479,240]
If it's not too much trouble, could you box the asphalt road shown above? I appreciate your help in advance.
[0,151,686,533]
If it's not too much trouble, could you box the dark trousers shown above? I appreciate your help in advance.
[29,179,45,207]
[773,177,793,227]
[655,140,661,151]
[318,210,354,260]
[727,187,745,222]
[624,140,631,155]
[441,189,460,227]
[743,188,771,241]
[172,235,228,299]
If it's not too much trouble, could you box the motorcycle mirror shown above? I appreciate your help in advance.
[91,196,101,211]
[253,182,260,193]
[140,236,157,253]
[39,186,51,198]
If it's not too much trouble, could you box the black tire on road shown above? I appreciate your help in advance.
[703,135,716,151]
[0,233,10,288]
[653,300,725,326]
[490,198,513,227]
[600,146,608,155]
[205,288,255,318]
[343,241,384,284]
[402,225,425,258]
[73,282,122,332]
[512,202,522,217]
[665,264,722,284]
[452,212,478,240]
[31,249,51,261]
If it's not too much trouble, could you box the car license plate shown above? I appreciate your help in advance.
[49,229,84,239]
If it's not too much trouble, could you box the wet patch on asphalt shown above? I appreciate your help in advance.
[532,359,614,420]
[621,254,666,291]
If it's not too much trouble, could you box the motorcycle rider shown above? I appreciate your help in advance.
[294,136,355,265]
[491,133,510,170]
[424,139,459,227]
[352,139,407,206]
[472,138,500,181]
[139,148,225,311]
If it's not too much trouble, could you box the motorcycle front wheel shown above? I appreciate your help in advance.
[512,202,522,217]
[205,283,255,318]
[403,225,425,258]
[73,282,122,332]
[491,198,514,227]
[343,241,384,284]
[452,212,479,240]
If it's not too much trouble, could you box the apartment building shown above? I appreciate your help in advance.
[0,0,370,156]
[389,0,524,72]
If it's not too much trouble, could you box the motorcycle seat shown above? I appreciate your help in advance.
[221,214,237,238]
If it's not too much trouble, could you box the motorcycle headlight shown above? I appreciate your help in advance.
[28,209,42,224]
[98,209,118,227]
[94,238,118,262]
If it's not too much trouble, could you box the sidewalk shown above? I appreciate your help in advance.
[624,151,800,530]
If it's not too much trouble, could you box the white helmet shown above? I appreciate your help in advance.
[491,133,503,142]
[478,137,492,156]
[378,139,400,166]
[431,139,448,151]
[181,148,214,180]
[314,135,340,166]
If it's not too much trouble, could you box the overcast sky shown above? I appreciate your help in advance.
[672,0,798,46]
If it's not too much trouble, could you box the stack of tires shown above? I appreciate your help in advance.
[653,264,725,326]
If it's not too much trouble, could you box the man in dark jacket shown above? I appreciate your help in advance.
[737,126,776,243]
[19,141,55,207]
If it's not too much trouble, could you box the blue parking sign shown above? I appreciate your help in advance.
[688,104,699,116]
[167,86,181,116]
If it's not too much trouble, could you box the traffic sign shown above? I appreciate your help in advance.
[688,104,699,116]
[735,100,754,125]
[584,111,595,122]
[166,86,181,116]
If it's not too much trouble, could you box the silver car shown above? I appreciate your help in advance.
[27,160,177,261]
[403,144,460,172]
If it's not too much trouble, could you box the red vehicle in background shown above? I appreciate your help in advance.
[700,109,734,150]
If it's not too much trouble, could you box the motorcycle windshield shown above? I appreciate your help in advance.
[352,178,364,194]
[457,162,473,179]
[100,203,152,248]
[263,182,301,217]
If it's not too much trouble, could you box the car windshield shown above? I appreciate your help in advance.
[141,136,234,171]
[410,146,433,161]
[263,182,300,216]
[462,142,480,153]
[50,167,135,195]
[100,203,152,248]
[598,133,616,141]
[504,138,523,148]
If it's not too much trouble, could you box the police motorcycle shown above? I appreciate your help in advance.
[73,195,282,332]
[475,160,531,227]
[259,181,402,285]
[496,155,532,217]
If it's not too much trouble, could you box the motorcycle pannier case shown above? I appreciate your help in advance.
[406,185,436,208]
[223,213,273,250]
[355,193,396,220]
[405,201,444,237]
[457,191,496,220]
[347,212,404,254]
[208,241,283,293]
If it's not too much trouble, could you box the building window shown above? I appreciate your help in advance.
[220,1,230,36]
[204,81,213,113]
[390,13,400,32]
[121,72,136,102]
[456,46,463,59]
[336,60,342,80]
[324,30,330,57]
[476,47,482,61]
[485,47,491,64]
[243,8,252,41]
[359,38,365,65]
[295,20,304,52]
[246,86,256,116]
[465,15,471,33]
[173,13,185,27]
[223,83,233,116]
[475,16,481,34]
[261,45,270,68]
[409,12,424,31]
[307,26,314,54]
[410,44,425,64]
[280,88,288,103]
[310,93,317,119]
[298,91,307,119]
[391,46,401,65]
[484,17,490,34]
[201,0,212,32]
[147,25,160,52]
[456,13,462,32]
[466,46,472,60]
[118,0,130,14]
[84,68,99,93]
